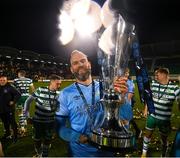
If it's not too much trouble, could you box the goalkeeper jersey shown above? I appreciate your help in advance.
[56,80,114,156]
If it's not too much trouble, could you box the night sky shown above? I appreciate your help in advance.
[0,0,180,60]
[0,0,63,56]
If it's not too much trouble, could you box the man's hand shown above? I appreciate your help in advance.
[114,76,128,94]
[143,104,148,118]
[27,117,33,124]
[9,101,14,106]
[79,134,88,144]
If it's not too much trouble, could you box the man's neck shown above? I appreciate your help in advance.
[76,76,92,85]
[48,85,55,91]
[159,79,169,85]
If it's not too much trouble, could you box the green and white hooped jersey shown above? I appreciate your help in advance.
[33,87,60,123]
[151,81,180,120]
[14,77,33,96]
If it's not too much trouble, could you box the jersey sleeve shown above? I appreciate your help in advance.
[55,90,81,143]
[29,79,33,86]
[55,116,81,142]
[174,85,180,99]
[32,87,40,98]
[128,80,135,94]
[13,79,17,88]
[56,90,69,116]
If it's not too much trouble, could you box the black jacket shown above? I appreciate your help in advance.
[0,83,21,113]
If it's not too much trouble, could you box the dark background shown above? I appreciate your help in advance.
[0,0,180,61]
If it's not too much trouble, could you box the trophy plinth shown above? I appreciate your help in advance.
[91,130,134,149]
[90,91,135,150]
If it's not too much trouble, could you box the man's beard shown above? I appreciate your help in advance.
[73,68,91,81]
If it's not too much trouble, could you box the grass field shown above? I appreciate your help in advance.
[0,81,179,157]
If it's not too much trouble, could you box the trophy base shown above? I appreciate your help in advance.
[90,129,135,151]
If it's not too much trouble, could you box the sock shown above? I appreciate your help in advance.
[19,114,27,128]
[42,144,49,157]
[34,141,42,155]
[142,136,151,155]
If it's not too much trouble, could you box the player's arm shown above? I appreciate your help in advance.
[128,92,134,102]
[30,83,35,93]
[9,85,21,106]
[174,85,180,110]
[24,87,39,117]
[55,91,88,144]
[55,116,83,143]
[143,104,148,118]
[127,80,135,103]
[23,95,35,118]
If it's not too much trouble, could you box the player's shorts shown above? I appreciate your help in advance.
[16,96,28,109]
[119,102,133,121]
[32,121,55,141]
[145,114,171,136]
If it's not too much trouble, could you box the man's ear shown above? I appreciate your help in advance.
[70,66,73,73]
[88,61,91,69]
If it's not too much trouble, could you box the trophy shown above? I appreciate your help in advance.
[90,14,136,150]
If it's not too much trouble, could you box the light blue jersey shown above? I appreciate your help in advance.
[126,79,135,105]
[119,79,134,121]
[56,81,113,157]
[57,80,101,133]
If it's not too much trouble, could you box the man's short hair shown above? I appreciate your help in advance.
[125,68,130,73]
[70,50,88,65]
[71,50,87,57]
[157,67,169,75]
[49,74,62,81]
[154,67,160,73]
[18,70,26,76]
[0,72,7,78]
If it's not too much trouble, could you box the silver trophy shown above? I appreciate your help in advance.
[90,14,135,150]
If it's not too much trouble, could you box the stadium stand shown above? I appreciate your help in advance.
[0,41,180,81]
[0,47,70,80]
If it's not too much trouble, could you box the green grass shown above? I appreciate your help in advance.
[0,81,179,157]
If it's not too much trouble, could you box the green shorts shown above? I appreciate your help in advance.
[146,114,171,136]
[16,96,28,109]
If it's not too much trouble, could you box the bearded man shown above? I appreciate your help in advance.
[56,50,129,157]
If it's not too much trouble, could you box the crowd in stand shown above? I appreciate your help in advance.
[0,57,72,80]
